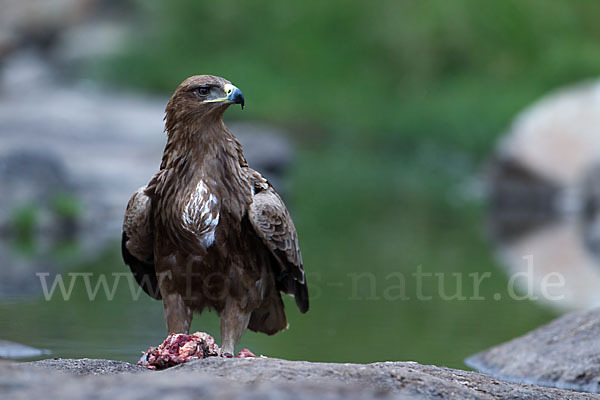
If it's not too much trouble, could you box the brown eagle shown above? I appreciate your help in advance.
[122,75,308,355]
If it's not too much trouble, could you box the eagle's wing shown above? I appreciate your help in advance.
[122,187,162,300]
[248,171,309,313]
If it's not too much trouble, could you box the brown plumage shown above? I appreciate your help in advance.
[122,75,308,355]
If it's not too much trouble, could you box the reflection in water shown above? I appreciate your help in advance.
[494,219,600,310]
[488,80,600,311]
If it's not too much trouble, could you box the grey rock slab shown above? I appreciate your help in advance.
[26,357,146,375]
[466,308,600,393]
[8,357,598,400]
[1,360,415,400]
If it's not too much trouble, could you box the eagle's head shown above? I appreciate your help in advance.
[165,75,244,131]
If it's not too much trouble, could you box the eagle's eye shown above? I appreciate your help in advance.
[195,87,210,97]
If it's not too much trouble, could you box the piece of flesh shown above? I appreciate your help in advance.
[138,332,256,370]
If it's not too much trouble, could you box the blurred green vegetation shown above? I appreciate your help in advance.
[10,204,39,239]
[9,203,39,253]
[63,0,600,367]
[51,193,82,221]
[102,0,600,154]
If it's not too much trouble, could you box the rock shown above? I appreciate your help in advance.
[231,122,296,192]
[0,150,73,231]
[0,0,132,63]
[0,86,167,252]
[0,50,55,92]
[487,79,600,311]
[52,20,129,72]
[488,80,600,232]
[3,359,411,400]
[3,357,596,399]
[28,358,145,375]
[0,150,83,295]
[0,340,49,359]
[495,80,600,187]
[466,307,600,393]
[0,0,97,58]
[0,0,132,90]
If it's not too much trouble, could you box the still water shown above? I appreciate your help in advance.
[0,238,558,368]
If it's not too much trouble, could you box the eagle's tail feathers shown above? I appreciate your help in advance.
[294,280,309,314]
[248,294,287,335]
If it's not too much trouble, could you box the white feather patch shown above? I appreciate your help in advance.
[183,180,220,248]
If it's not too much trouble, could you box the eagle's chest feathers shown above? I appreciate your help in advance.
[156,127,251,251]
[182,180,220,248]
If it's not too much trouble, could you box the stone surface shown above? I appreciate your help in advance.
[3,357,597,399]
[495,80,600,187]
[28,357,145,375]
[0,0,129,64]
[466,307,600,393]
[0,0,97,58]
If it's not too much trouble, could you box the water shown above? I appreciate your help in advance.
[0,241,556,368]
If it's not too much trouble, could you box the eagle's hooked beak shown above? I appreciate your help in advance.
[224,84,245,109]
[204,83,245,109]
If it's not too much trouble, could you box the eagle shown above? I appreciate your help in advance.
[122,75,308,356]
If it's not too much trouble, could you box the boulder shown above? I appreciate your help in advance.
[487,79,600,311]
[467,307,600,393]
